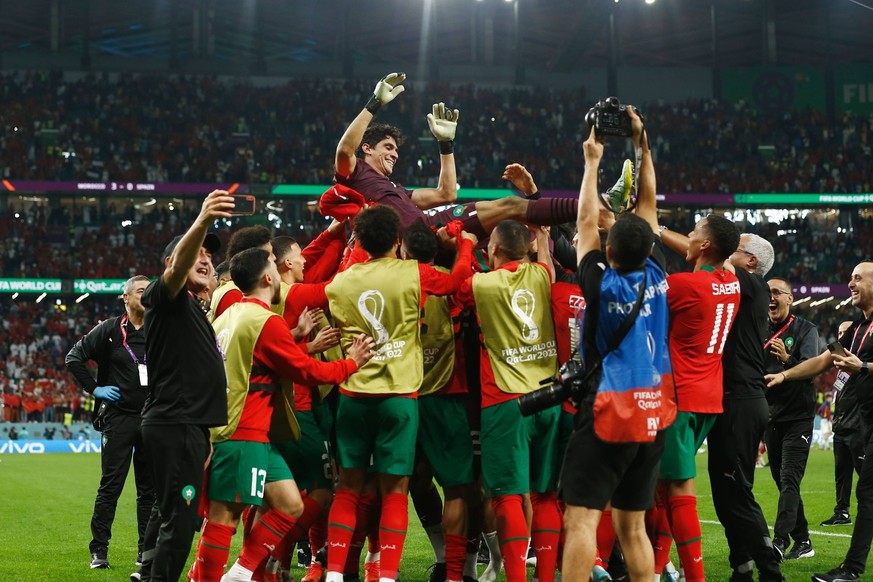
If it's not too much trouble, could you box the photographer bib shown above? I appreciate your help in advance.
[589,261,677,443]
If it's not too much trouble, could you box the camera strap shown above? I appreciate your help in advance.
[605,271,648,355]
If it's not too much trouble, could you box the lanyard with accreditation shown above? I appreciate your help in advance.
[834,319,873,392]
[120,315,148,387]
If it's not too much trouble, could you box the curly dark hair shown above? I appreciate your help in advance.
[227,226,272,260]
[357,123,404,157]
[354,205,401,257]
[402,222,439,264]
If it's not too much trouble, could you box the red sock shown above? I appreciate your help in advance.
[669,495,704,582]
[241,506,257,539]
[531,492,561,582]
[345,492,378,574]
[596,510,616,567]
[194,521,235,582]
[238,509,297,571]
[445,533,467,581]
[378,493,409,580]
[649,500,673,575]
[266,495,322,574]
[328,489,360,573]
[492,495,529,582]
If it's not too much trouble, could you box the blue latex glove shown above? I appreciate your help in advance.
[94,386,121,401]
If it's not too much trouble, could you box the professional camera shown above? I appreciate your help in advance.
[517,359,586,417]
[585,97,639,138]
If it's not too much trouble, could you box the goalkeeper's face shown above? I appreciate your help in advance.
[363,137,399,176]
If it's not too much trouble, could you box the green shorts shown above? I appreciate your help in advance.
[312,398,335,443]
[336,394,419,476]
[418,395,474,488]
[659,411,718,480]
[480,399,560,497]
[275,411,332,493]
[207,440,293,505]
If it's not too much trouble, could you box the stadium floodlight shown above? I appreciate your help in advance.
[645,0,656,4]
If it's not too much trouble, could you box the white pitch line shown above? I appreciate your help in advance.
[700,519,852,539]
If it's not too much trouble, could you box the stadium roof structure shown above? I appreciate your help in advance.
[1,0,871,73]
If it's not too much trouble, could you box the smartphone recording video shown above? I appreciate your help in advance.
[229,194,256,216]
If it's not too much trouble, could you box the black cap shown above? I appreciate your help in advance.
[161,232,221,262]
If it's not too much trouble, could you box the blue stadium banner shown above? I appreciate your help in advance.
[0,440,102,454]
[834,64,873,115]
[720,67,826,113]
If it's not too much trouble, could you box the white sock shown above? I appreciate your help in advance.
[225,562,254,580]
[365,550,381,563]
[464,551,478,577]
[483,531,502,562]
[326,573,344,582]
[425,524,446,562]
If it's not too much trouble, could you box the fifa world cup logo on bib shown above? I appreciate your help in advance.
[511,288,539,342]
[357,289,390,345]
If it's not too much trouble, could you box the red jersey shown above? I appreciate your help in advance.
[231,298,358,442]
[551,280,586,365]
[667,268,741,413]
[551,279,585,414]
[215,287,243,319]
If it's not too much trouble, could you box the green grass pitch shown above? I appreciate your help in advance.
[0,448,854,581]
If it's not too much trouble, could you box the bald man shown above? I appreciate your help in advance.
[767,262,873,582]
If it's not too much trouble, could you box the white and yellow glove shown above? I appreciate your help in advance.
[365,72,406,114]
[427,102,460,154]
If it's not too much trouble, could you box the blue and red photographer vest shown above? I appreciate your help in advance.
[586,258,676,443]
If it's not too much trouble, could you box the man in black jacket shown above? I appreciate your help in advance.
[763,278,824,561]
[66,275,155,570]
[822,320,863,527]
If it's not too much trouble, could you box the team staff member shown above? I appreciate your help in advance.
[763,278,823,561]
[334,73,578,238]
[768,262,873,582]
[193,248,374,582]
[822,320,863,528]
[66,275,156,571]
[323,205,476,582]
[139,189,233,582]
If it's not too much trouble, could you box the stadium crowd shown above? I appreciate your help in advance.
[1,71,871,193]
